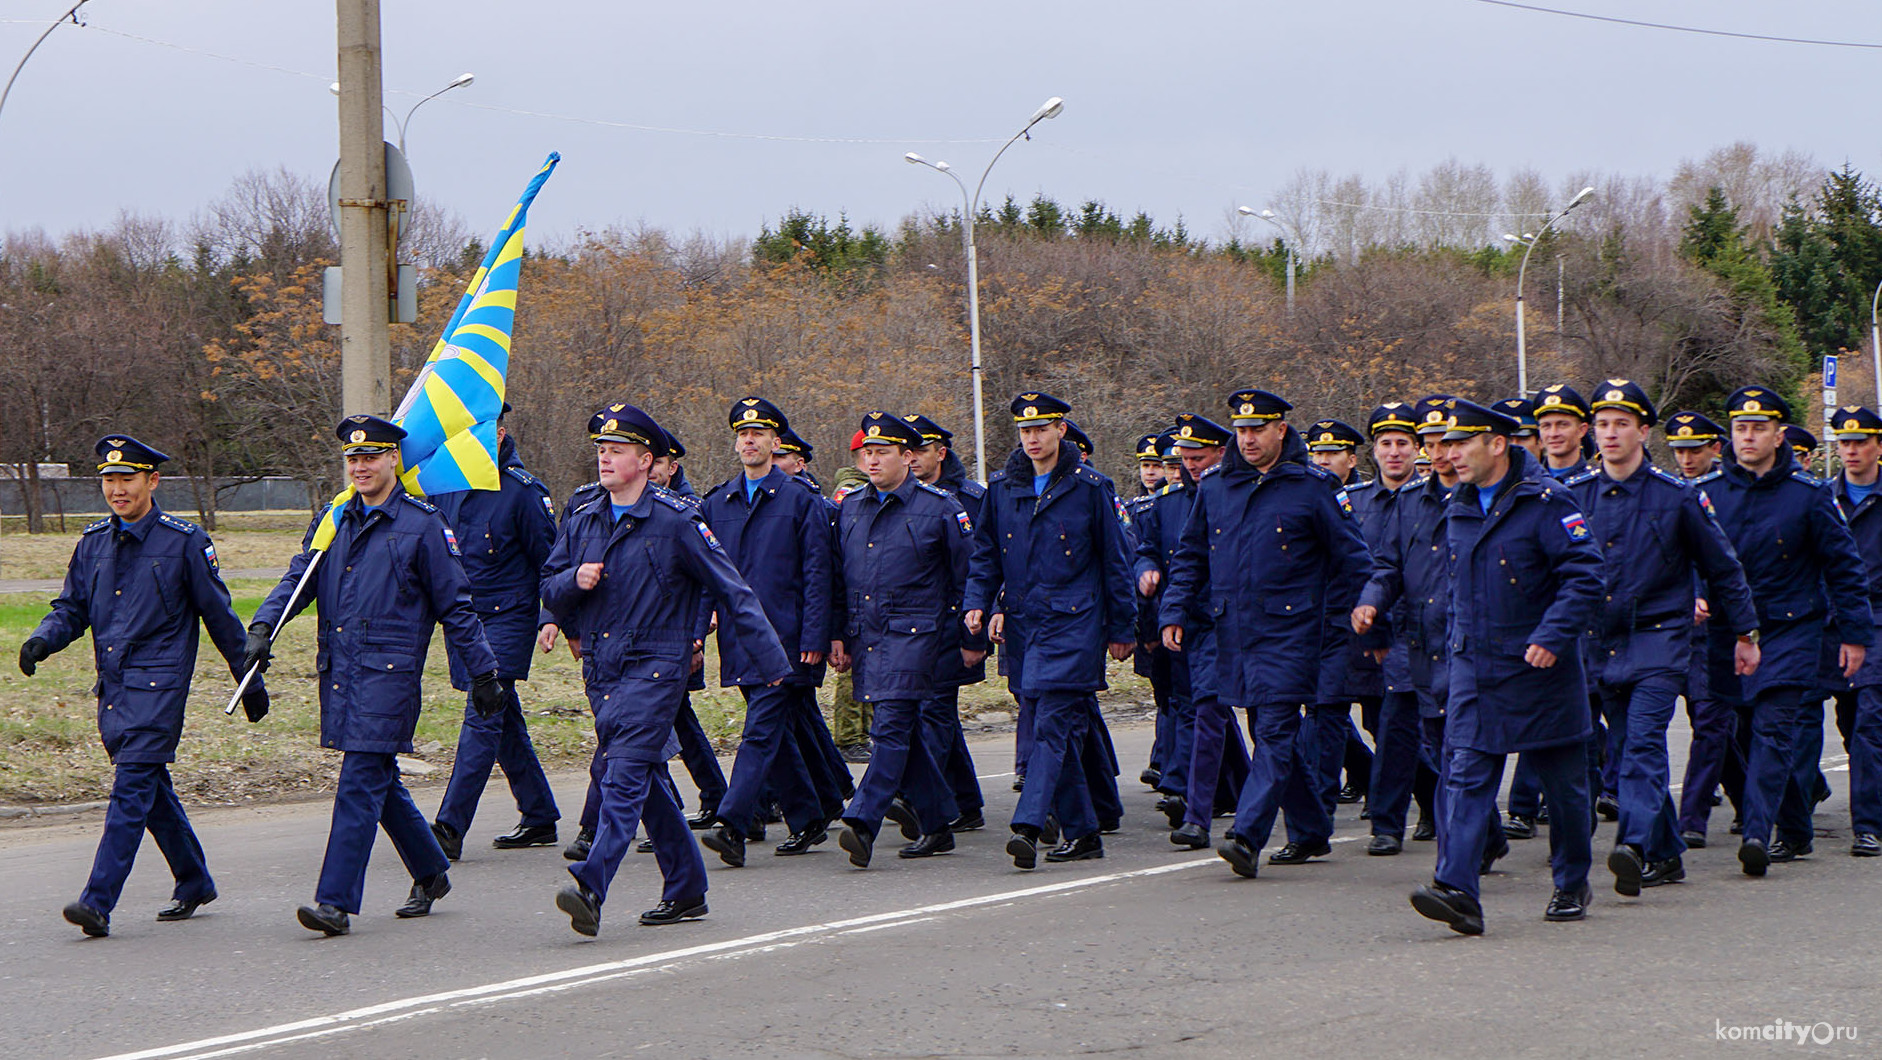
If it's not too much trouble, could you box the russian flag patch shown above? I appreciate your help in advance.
[441,526,462,555]
[1560,513,1589,541]
[956,510,973,535]
[696,521,724,551]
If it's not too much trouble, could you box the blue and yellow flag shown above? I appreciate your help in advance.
[309,152,560,551]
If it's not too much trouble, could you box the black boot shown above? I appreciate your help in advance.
[395,872,451,918]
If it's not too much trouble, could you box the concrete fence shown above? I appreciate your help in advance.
[0,476,312,518]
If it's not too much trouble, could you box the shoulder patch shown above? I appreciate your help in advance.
[440,525,462,556]
[401,494,439,514]
[1560,511,1591,541]
[1333,488,1354,516]
[83,518,112,535]
[202,541,219,570]
[832,484,861,504]
[956,509,973,535]
[1113,494,1131,526]
[693,518,725,551]
[1697,488,1719,519]
[156,512,201,535]
[540,493,555,517]
[503,465,542,489]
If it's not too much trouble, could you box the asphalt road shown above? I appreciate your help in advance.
[3,712,1873,1060]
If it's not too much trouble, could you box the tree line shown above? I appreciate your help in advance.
[2,143,1877,532]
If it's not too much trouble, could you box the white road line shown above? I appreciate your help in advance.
[90,856,1219,1060]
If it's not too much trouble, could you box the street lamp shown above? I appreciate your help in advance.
[1509,186,1593,395]
[1238,205,1296,313]
[331,71,474,153]
[1870,278,1882,407]
[905,95,1064,484]
[0,1,87,128]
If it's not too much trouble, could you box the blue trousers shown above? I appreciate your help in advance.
[1184,697,1250,829]
[1678,688,1745,835]
[435,680,560,836]
[844,698,954,836]
[1300,703,1358,820]
[1013,690,1099,839]
[1602,674,1685,861]
[1740,685,1814,847]
[1231,703,1332,852]
[1509,695,1607,816]
[1435,741,1591,902]
[1014,693,1034,775]
[1851,686,1882,836]
[920,687,984,816]
[1153,656,1197,799]
[316,752,449,915]
[1084,698,1124,826]
[674,694,727,810]
[80,762,214,914]
[791,685,854,816]
[571,758,704,906]
[1146,649,1174,776]
[718,683,821,837]
[1367,690,1422,839]
[1774,696,1828,845]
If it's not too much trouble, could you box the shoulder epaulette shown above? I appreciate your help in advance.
[786,475,826,499]
[83,517,112,535]
[503,465,543,490]
[1692,469,1723,486]
[568,481,604,505]
[831,484,861,504]
[1564,469,1598,487]
[917,481,951,499]
[571,493,607,517]
[155,512,201,535]
[401,494,439,514]
[988,469,1009,483]
[960,479,987,499]
[1073,464,1106,486]
[1157,481,1185,496]
[1649,466,1685,487]
[1198,464,1223,480]
[652,487,692,513]
[1791,469,1824,487]
[1347,478,1375,494]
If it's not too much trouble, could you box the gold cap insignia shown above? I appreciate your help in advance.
[107,449,123,463]
[1606,389,1624,401]
[603,418,618,433]
[1023,406,1038,418]
[1319,432,1334,442]
[610,404,625,412]
[1846,419,1860,430]
[867,425,882,437]
[1240,402,1255,416]
[743,399,759,406]
[349,431,366,444]
[1676,425,1693,437]
[1541,395,1562,406]
[1179,425,1193,438]
[1020,393,1039,402]
[742,409,758,420]
[1743,400,1762,412]
[1425,411,1443,422]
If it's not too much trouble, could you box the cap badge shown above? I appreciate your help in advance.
[349,431,366,444]
[107,449,123,463]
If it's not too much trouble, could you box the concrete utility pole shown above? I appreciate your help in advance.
[336,0,390,416]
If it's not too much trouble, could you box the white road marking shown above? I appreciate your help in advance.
[91,856,1220,1060]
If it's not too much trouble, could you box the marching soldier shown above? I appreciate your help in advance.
[1785,425,1818,473]
[1303,418,1379,816]
[1699,387,1870,876]
[698,397,837,866]
[1130,432,1175,789]
[429,405,562,860]
[830,433,876,763]
[1160,389,1372,879]
[1494,397,1542,461]
[1408,399,1602,934]
[1828,406,1882,857]
[1570,381,1758,896]
[1533,384,1592,481]
[830,413,975,865]
[966,393,1136,869]
[1354,402,1425,854]
[905,413,992,831]
[23,437,265,938]
[543,404,789,935]
[249,416,502,937]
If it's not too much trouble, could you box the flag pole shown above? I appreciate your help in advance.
[225,552,325,715]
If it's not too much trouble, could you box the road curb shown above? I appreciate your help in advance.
[0,800,108,819]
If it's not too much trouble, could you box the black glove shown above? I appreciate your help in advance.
[471,672,505,718]
[243,623,273,675]
[18,637,50,676]
[241,685,270,723]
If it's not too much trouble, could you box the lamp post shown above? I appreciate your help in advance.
[330,71,473,153]
[1870,277,1882,407]
[1237,205,1295,313]
[905,95,1064,484]
[0,1,86,128]
[1505,186,1593,395]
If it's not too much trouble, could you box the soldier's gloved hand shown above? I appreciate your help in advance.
[243,623,273,675]
[241,685,271,723]
[471,672,505,718]
[18,637,50,676]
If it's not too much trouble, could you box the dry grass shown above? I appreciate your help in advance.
[0,576,1151,806]
[0,523,311,581]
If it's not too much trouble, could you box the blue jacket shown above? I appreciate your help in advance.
[541,484,788,762]
[1443,446,1603,753]
[431,435,556,686]
[1831,473,1882,688]
[256,486,496,755]
[964,439,1136,694]
[30,505,253,764]
[1565,458,1756,687]
[1318,476,1387,702]
[1698,445,1873,701]
[1159,428,1373,708]
[1125,489,1163,676]
[931,455,991,689]
[834,474,974,702]
[1131,471,1223,700]
[699,466,834,687]
[1360,473,1457,714]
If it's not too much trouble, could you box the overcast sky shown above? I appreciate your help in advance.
[2,1,1878,248]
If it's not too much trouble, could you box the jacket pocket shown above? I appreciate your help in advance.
[121,667,184,692]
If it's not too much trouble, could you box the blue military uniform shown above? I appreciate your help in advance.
[544,406,789,929]
[431,430,561,848]
[1699,387,1873,875]
[966,394,1136,864]
[1127,432,1175,788]
[831,413,977,865]
[698,396,837,857]
[26,437,258,935]
[1302,417,1381,823]
[1568,381,1757,891]
[916,416,992,827]
[1158,391,1373,878]
[1414,402,1603,933]
[1827,406,1882,855]
[254,416,499,929]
